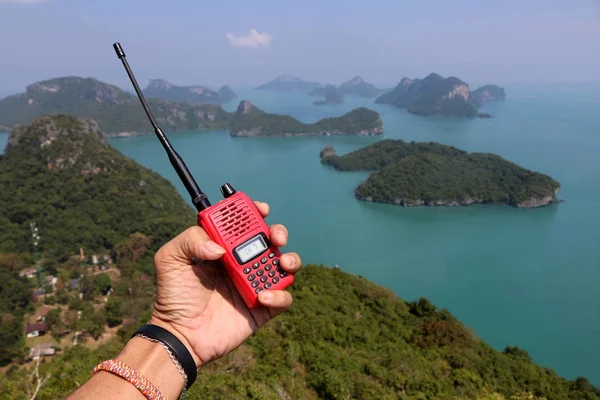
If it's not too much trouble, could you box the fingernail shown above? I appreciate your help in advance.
[204,240,225,255]
[261,292,274,303]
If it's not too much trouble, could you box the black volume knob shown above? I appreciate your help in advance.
[220,183,237,198]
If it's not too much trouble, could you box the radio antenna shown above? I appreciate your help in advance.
[113,42,211,211]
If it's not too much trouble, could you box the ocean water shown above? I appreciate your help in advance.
[1,84,599,384]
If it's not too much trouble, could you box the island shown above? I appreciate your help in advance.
[308,84,338,97]
[375,73,501,118]
[230,101,382,136]
[142,79,237,105]
[255,75,321,92]
[321,139,560,208]
[338,76,381,97]
[0,76,382,137]
[469,84,506,107]
[0,115,597,400]
[217,84,238,103]
[313,91,344,106]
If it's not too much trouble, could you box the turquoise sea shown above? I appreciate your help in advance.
[1,84,599,385]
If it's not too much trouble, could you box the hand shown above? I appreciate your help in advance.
[148,201,301,368]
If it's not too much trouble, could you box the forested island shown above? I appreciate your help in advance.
[230,101,382,136]
[313,91,345,106]
[375,73,504,118]
[0,77,381,137]
[0,115,596,399]
[142,79,237,105]
[255,75,321,92]
[321,140,560,208]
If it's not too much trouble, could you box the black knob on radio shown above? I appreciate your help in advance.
[220,183,237,198]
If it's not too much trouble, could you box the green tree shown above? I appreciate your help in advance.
[0,314,24,366]
[105,298,123,327]
[115,233,151,271]
[94,273,112,295]
[83,310,106,340]
[44,308,61,328]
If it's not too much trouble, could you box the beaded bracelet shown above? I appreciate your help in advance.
[93,359,165,400]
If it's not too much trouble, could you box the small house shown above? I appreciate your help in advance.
[26,322,48,338]
[45,275,58,287]
[70,278,81,290]
[30,343,55,360]
[37,307,50,322]
[19,268,37,279]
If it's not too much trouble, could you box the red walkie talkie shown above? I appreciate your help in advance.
[113,43,294,308]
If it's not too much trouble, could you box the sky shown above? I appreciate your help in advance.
[0,0,598,96]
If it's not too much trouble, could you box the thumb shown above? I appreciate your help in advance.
[155,226,226,266]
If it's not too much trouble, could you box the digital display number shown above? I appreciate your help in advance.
[235,235,268,263]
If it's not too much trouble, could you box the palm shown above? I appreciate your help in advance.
[152,258,273,365]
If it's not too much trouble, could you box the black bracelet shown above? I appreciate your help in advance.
[132,324,197,390]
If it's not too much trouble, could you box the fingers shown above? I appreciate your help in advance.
[280,252,302,274]
[254,201,269,218]
[258,290,293,317]
[269,224,288,247]
[155,226,225,266]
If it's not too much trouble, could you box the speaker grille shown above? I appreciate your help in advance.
[213,198,260,245]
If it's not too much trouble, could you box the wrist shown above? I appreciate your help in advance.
[147,316,203,368]
[115,336,185,399]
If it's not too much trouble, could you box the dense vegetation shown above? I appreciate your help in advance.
[0,257,34,365]
[0,76,381,137]
[321,139,560,207]
[375,73,493,117]
[230,102,382,136]
[0,116,593,399]
[0,77,230,135]
[142,79,237,105]
[1,266,598,399]
[0,114,194,255]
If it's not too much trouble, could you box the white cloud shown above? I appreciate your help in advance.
[225,29,272,49]
[0,0,52,3]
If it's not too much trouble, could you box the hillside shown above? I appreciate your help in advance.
[375,73,490,117]
[338,76,380,97]
[0,114,194,255]
[0,76,383,137]
[321,140,560,208]
[255,75,321,92]
[230,101,382,136]
[1,266,598,399]
[143,79,238,104]
[0,77,231,135]
[0,119,596,399]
